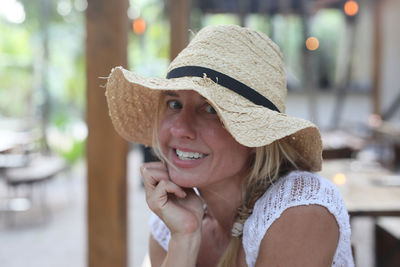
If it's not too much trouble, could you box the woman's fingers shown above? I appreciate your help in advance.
[140,163,169,188]
[140,162,204,234]
[141,161,167,171]
[140,162,186,207]
[141,168,168,188]
[149,179,187,210]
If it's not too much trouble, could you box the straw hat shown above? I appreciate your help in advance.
[105,24,322,171]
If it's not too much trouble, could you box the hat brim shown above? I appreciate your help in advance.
[106,66,322,171]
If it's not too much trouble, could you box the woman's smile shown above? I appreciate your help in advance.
[175,148,207,161]
[170,147,209,169]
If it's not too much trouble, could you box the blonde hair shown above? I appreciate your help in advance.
[217,140,308,267]
[151,94,174,168]
[151,92,310,267]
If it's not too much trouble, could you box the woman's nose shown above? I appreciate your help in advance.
[170,110,196,140]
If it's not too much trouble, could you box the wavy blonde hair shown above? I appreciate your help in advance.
[151,92,311,267]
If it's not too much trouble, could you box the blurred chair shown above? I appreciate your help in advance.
[375,218,400,267]
[2,154,68,225]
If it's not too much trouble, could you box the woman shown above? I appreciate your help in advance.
[106,25,354,267]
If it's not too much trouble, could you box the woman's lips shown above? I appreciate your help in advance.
[170,148,209,168]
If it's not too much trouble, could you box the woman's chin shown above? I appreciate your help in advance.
[168,171,199,188]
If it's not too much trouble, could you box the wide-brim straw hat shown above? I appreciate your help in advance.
[106,24,322,171]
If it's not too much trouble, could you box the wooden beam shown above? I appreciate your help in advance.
[372,0,383,115]
[169,0,190,61]
[300,0,319,125]
[86,0,129,267]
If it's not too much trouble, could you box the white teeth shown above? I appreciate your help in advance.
[176,149,205,160]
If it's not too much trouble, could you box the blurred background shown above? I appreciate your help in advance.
[0,0,399,266]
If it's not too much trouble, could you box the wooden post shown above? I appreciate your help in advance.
[372,0,383,115]
[86,0,129,267]
[169,0,189,61]
[300,0,319,124]
[238,0,249,27]
[331,15,357,127]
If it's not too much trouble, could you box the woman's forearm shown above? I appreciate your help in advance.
[162,231,202,267]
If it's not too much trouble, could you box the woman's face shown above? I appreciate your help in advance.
[158,90,252,188]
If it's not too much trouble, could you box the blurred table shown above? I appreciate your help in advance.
[321,130,365,159]
[3,155,67,186]
[0,130,36,154]
[371,121,400,142]
[320,159,400,217]
[371,121,400,171]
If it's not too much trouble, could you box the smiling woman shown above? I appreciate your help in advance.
[105,24,354,267]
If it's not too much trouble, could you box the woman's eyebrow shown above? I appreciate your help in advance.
[162,91,179,97]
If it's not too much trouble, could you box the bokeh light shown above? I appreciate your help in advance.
[344,0,359,16]
[0,0,25,24]
[127,6,140,20]
[57,0,72,17]
[132,17,146,35]
[74,0,88,12]
[333,173,347,185]
[305,36,319,51]
[368,113,382,127]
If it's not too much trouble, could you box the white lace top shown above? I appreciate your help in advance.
[150,171,354,267]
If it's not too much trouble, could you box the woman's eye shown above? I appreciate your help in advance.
[167,100,182,110]
[205,104,217,114]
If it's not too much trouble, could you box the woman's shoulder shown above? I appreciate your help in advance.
[242,170,352,267]
[248,170,347,225]
[266,170,342,204]
[273,169,335,190]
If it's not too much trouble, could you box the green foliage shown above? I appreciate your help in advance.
[48,108,86,164]
[0,22,33,116]
[202,13,240,26]
[57,138,86,164]
[246,14,271,36]
[0,24,31,55]
[312,9,345,86]
[0,0,86,164]
[47,20,86,113]
[128,0,169,77]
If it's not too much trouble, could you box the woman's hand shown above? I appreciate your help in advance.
[142,162,204,267]
[140,162,205,235]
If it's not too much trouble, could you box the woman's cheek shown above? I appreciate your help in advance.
[158,120,171,152]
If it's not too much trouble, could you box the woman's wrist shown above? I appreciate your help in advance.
[163,231,202,267]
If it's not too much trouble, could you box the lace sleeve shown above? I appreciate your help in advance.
[149,213,171,251]
[242,171,354,267]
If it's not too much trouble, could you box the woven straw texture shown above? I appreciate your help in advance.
[105,25,322,171]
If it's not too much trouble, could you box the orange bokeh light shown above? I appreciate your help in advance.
[133,17,146,35]
[333,173,347,185]
[344,0,359,16]
[305,37,319,51]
